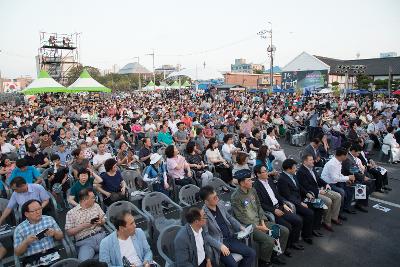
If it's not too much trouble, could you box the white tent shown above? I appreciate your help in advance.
[318,88,333,94]
[68,69,111,93]
[168,67,223,81]
[22,70,67,95]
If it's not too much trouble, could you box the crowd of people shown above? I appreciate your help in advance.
[0,90,398,266]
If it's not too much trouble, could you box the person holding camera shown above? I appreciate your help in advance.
[65,188,106,261]
[14,199,63,264]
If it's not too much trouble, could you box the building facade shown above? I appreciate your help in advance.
[224,72,281,89]
[231,58,265,74]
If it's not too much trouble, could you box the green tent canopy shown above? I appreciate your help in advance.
[170,80,181,89]
[146,80,156,87]
[22,70,67,95]
[67,69,111,93]
[182,80,191,87]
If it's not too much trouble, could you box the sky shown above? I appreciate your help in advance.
[0,0,399,78]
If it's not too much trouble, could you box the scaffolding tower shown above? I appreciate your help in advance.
[37,32,80,85]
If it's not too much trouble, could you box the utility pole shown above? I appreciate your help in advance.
[146,49,155,90]
[258,22,275,91]
[133,56,141,90]
[388,66,392,98]
[0,50,3,93]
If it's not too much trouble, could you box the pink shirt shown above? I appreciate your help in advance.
[166,156,187,179]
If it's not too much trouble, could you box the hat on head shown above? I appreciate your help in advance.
[150,153,163,165]
[55,139,65,146]
[234,169,252,182]
[87,129,95,135]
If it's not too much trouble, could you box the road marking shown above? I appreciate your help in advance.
[370,197,400,209]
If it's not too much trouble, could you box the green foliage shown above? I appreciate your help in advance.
[331,81,339,86]
[355,74,373,89]
[65,65,193,92]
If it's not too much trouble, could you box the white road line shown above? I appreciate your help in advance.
[370,197,400,209]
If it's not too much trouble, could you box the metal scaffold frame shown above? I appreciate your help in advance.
[38,32,80,85]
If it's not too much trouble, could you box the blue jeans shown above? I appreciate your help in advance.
[220,238,256,267]
[331,183,353,211]
[75,231,106,261]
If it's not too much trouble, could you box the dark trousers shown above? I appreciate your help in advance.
[275,212,303,246]
[369,134,381,149]
[310,207,323,230]
[356,179,374,207]
[199,259,207,267]
[175,177,195,187]
[220,238,256,267]
[295,205,314,238]
[215,165,233,184]
[335,182,354,210]
[369,168,388,190]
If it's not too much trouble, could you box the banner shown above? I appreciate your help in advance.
[3,81,21,92]
[281,70,328,93]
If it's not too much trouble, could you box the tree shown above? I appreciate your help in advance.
[331,81,339,86]
[355,74,373,89]
[253,69,264,74]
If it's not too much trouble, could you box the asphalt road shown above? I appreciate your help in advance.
[281,143,400,267]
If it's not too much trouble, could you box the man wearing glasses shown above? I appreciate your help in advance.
[13,199,63,264]
[0,176,49,225]
[175,206,213,267]
[65,188,106,261]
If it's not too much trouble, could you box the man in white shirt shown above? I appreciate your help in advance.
[99,210,153,267]
[367,116,381,149]
[321,148,355,215]
[175,207,212,267]
[0,136,16,154]
[92,143,112,174]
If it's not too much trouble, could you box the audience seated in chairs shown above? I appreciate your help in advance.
[71,148,91,179]
[357,138,391,192]
[97,158,128,206]
[7,158,42,185]
[13,199,63,265]
[200,185,256,267]
[0,176,50,225]
[255,145,279,180]
[265,127,287,162]
[24,146,50,172]
[99,210,154,267]
[68,169,102,207]
[174,206,212,267]
[185,142,213,187]
[341,144,374,213]
[139,138,153,166]
[92,143,113,174]
[303,138,325,167]
[320,148,356,217]
[143,153,170,196]
[48,154,70,211]
[165,145,195,187]
[297,154,342,232]
[65,188,107,261]
[253,165,304,251]
[231,169,289,267]
[205,138,233,186]
[116,141,137,168]
[277,159,324,243]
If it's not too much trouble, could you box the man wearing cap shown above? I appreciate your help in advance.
[231,169,289,267]
[55,140,72,167]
